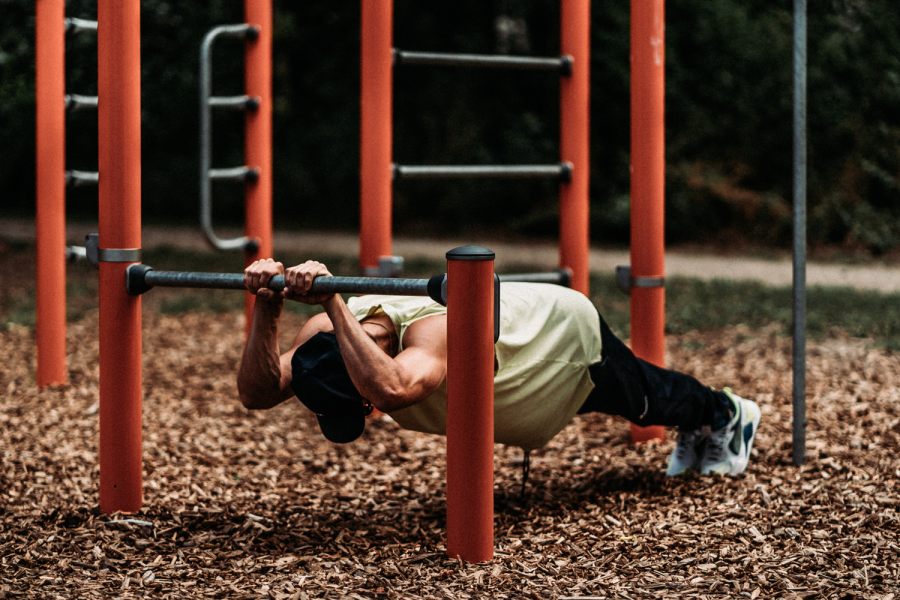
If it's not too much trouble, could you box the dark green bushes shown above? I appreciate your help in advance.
[1,0,898,253]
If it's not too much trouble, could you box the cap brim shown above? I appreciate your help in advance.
[316,411,366,444]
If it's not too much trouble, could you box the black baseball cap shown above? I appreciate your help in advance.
[290,332,372,443]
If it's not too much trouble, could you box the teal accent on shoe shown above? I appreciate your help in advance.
[743,421,755,456]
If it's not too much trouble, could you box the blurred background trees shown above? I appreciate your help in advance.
[1,0,898,254]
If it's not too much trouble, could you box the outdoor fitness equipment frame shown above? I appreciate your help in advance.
[359,0,590,294]
[34,0,273,387]
[43,0,809,564]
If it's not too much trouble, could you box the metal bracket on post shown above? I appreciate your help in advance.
[362,256,405,278]
[85,233,141,270]
[615,265,665,295]
[199,23,262,253]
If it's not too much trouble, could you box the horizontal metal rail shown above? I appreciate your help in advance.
[126,264,446,305]
[394,163,571,181]
[200,23,260,252]
[65,94,98,111]
[65,17,97,34]
[208,95,259,110]
[498,269,571,287]
[65,170,99,186]
[395,50,572,74]
[65,246,87,263]
[208,166,259,182]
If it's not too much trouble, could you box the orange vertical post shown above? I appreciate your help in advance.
[445,246,495,563]
[359,0,393,275]
[243,0,273,332]
[98,0,143,513]
[629,0,666,443]
[559,0,591,296]
[35,0,68,388]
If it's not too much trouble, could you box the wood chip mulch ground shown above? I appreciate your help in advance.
[1,308,899,599]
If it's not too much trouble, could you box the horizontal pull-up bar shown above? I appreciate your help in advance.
[125,264,448,305]
[395,49,572,75]
[394,163,572,182]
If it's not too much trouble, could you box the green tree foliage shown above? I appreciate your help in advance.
[1,0,898,252]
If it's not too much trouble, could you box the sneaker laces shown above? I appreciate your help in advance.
[701,424,729,463]
[674,429,702,461]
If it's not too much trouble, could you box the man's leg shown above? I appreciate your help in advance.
[578,314,732,430]
[578,314,760,476]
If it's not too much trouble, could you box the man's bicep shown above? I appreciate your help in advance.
[391,345,447,405]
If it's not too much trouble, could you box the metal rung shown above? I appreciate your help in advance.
[65,17,97,34]
[395,50,572,74]
[209,95,259,111]
[65,246,87,263]
[65,94,98,111]
[66,170,99,186]
[394,163,571,181]
[208,167,259,182]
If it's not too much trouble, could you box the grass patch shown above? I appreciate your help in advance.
[2,244,897,350]
[589,275,900,350]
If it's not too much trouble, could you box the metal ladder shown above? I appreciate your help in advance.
[198,24,260,252]
[63,16,99,262]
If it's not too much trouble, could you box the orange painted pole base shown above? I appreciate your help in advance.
[630,424,666,443]
[445,246,495,563]
[99,264,143,513]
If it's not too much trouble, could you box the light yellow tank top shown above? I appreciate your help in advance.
[346,282,602,450]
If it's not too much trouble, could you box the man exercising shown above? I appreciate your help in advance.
[238,259,761,476]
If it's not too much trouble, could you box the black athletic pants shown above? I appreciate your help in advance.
[578,314,732,431]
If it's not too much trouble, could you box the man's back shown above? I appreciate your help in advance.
[348,283,603,450]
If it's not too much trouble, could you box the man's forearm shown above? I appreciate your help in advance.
[322,295,414,411]
[237,299,287,409]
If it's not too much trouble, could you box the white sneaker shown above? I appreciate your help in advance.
[666,429,704,476]
[699,389,761,475]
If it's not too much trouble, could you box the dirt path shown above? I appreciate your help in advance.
[4,218,900,292]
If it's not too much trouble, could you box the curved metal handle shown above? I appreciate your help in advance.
[199,24,260,252]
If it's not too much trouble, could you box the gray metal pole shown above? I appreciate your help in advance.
[792,0,808,466]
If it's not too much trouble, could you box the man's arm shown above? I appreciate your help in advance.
[320,295,446,412]
[237,259,289,409]
[237,259,338,410]
[282,261,447,413]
